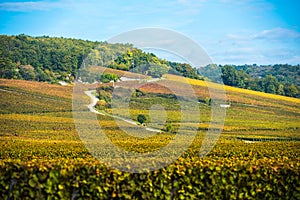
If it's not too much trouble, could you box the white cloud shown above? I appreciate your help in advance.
[253,28,300,40]
[211,46,300,65]
[209,28,300,64]
[285,56,300,64]
[227,28,300,41]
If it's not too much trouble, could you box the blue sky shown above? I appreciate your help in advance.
[0,0,299,65]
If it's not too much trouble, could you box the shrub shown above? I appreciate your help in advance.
[95,100,108,110]
[137,114,147,124]
[164,123,177,133]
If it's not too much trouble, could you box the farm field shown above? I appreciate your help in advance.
[0,77,299,199]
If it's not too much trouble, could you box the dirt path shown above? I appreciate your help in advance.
[84,90,161,133]
[84,90,105,115]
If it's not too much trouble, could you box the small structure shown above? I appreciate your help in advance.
[119,77,140,82]
[220,104,231,108]
[110,80,115,87]
[58,81,68,86]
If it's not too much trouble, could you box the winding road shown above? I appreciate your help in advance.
[84,90,161,133]
[84,90,105,116]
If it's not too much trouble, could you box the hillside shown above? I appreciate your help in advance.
[94,72,300,133]
[0,77,299,198]
[198,64,300,98]
[1,34,298,99]
[234,64,300,86]
[0,34,201,84]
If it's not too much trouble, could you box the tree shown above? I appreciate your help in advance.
[221,65,237,86]
[197,63,300,98]
[19,65,35,80]
[165,123,173,132]
[205,97,211,105]
[164,123,177,133]
[168,62,201,79]
[284,84,299,97]
[137,114,147,124]
[277,84,285,95]
[100,73,119,83]
[198,64,222,83]
[148,63,169,78]
[262,75,279,94]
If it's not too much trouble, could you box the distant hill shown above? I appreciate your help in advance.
[2,34,298,98]
[233,64,300,86]
[198,64,300,98]
[0,34,201,84]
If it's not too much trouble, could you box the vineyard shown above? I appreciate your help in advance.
[0,77,299,199]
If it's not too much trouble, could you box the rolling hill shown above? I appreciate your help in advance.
[0,34,201,84]
[0,68,299,198]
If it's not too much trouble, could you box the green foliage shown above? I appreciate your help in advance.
[108,49,171,78]
[197,64,222,82]
[0,34,203,82]
[79,69,119,83]
[97,91,112,108]
[95,99,108,110]
[0,155,299,199]
[148,63,169,78]
[221,65,248,87]
[95,85,114,109]
[134,89,144,97]
[200,64,300,98]
[137,114,147,124]
[163,123,178,133]
[168,62,203,80]
[19,65,36,80]
[0,34,132,83]
[261,74,279,94]
[0,34,95,82]
[284,84,299,97]
[0,78,299,199]
[205,97,211,105]
[100,73,119,83]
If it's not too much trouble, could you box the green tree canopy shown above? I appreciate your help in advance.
[137,114,147,124]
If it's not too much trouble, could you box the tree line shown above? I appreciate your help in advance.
[0,34,201,83]
[0,34,298,97]
[198,64,299,98]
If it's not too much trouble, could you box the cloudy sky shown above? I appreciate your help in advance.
[0,0,299,65]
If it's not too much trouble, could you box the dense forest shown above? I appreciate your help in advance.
[0,34,201,83]
[0,34,299,98]
[198,64,300,98]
